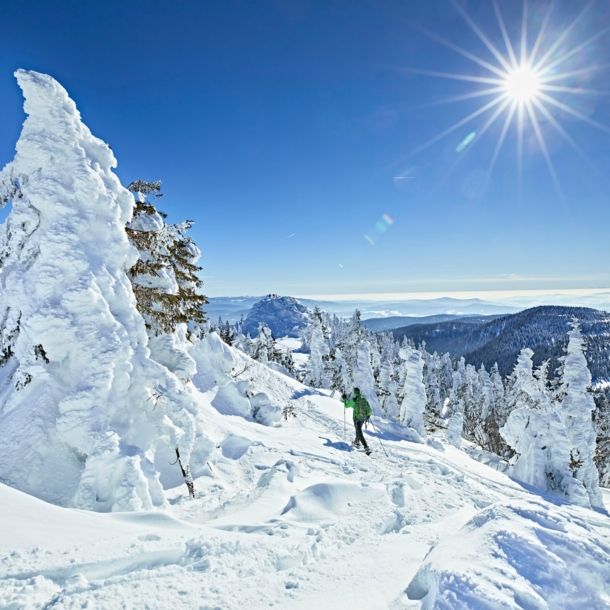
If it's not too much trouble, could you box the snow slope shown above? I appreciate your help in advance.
[3,348,610,609]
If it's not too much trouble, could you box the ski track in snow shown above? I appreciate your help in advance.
[3,358,610,610]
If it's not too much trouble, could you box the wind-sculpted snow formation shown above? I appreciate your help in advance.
[0,70,203,511]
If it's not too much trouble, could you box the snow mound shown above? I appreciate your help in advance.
[281,480,384,522]
[242,295,312,338]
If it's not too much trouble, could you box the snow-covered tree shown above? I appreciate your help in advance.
[445,412,464,448]
[352,341,381,414]
[126,180,206,336]
[423,351,445,433]
[328,347,351,397]
[303,319,330,388]
[398,345,427,437]
[500,348,590,506]
[593,389,610,487]
[0,70,202,511]
[558,323,603,508]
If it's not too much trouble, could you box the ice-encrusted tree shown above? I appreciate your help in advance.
[328,346,351,397]
[352,341,381,414]
[423,351,445,432]
[250,323,295,375]
[0,70,202,511]
[500,348,590,507]
[303,319,330,388]
[558,323,603,508]
[398,345,427,437]
[445,412,464,448]
[593,390,610,487]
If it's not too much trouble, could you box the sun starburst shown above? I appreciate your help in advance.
[406,0,610,200]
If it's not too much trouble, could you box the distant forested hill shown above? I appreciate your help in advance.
[391,306,610,381]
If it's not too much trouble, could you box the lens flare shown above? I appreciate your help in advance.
[456,131,476,152]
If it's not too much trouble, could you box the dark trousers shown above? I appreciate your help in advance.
[353,419,369,449]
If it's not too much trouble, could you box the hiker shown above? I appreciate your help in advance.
[343,387,373,455]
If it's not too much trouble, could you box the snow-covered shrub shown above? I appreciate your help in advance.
[250,392,282,427]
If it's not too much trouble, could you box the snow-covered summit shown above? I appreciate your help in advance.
[242,294,312,338]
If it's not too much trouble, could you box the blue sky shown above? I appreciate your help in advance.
[1,0,609,298]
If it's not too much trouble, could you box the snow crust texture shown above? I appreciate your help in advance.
[0,70,200,512]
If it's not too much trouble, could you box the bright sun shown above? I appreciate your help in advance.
[407,0,610,201]
[504,66,540,102]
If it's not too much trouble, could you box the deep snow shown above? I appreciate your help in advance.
[3,348,610,609]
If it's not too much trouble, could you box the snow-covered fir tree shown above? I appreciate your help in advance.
[352,341,381,414]
[593,388,610,487]
[558,323,603,508]
[126,180,207,336]
[500,348,590,507]
[328,346,351,397]
[398,345,427,437]
[304,318,331,388]
[249,323,295,376]
[0,70,202,511]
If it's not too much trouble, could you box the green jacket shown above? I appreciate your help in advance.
[344,394,372,422]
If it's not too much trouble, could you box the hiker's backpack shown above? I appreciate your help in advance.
[354,394,372,421]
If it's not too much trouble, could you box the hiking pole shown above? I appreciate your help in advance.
[334,389,346,441]
[369,419,389,457]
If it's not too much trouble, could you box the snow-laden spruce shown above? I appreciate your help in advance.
[560,323,604,508]
[352,341,381,415]
[0,70,202,511]
[398,345,427,437]
[500,349,590,507]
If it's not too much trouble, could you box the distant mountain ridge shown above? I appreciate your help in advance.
[362,313,504,332]
[391,306,610,382]
[205,295,519,322]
